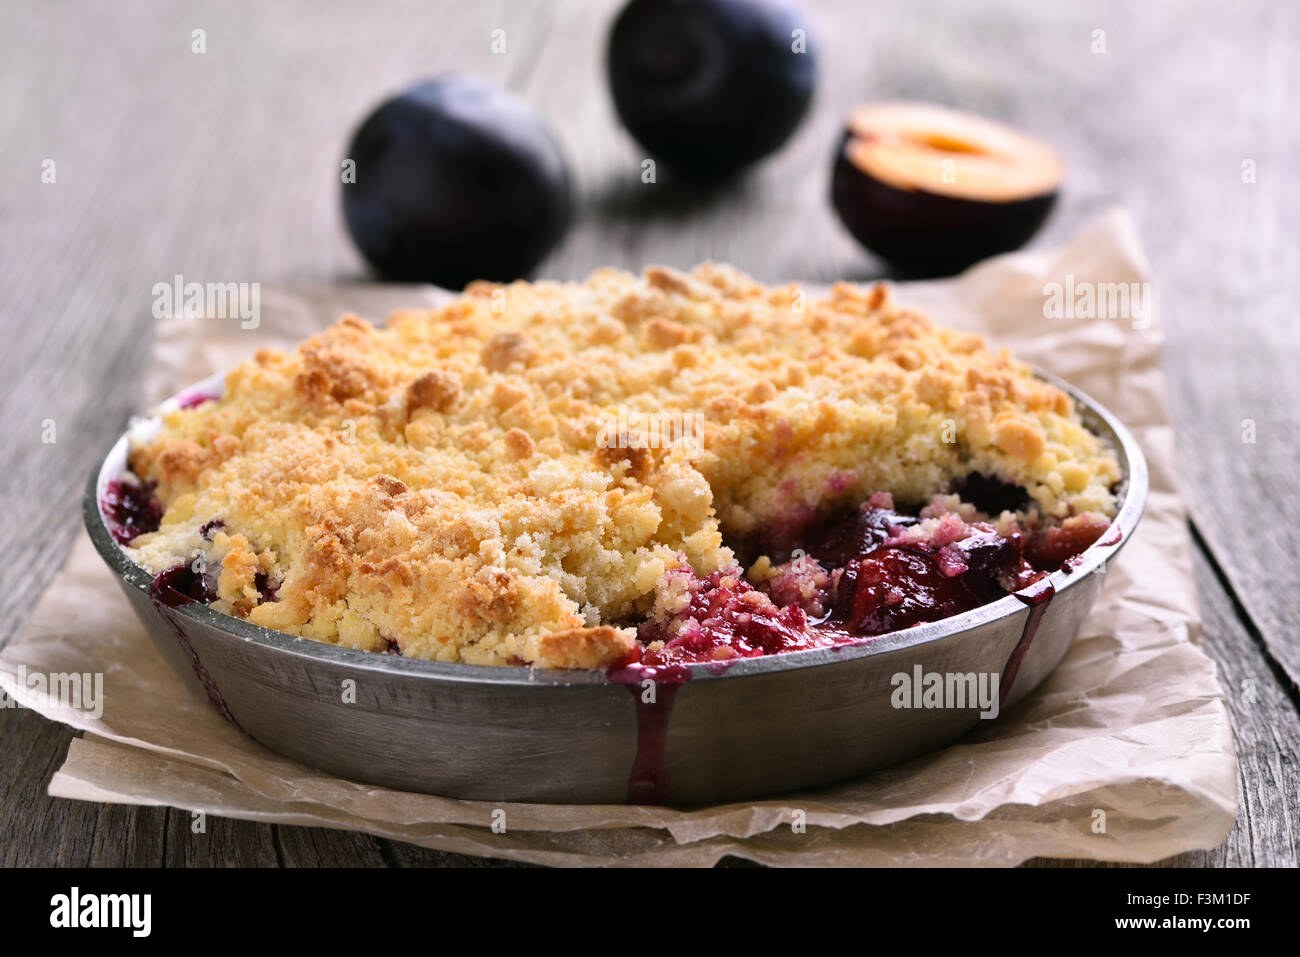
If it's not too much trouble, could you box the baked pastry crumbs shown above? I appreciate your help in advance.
[119,264,1122,669]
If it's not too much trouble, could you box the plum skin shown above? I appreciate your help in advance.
[607,0,816,179]
[342,76,573,289]
[830,132,1058,277]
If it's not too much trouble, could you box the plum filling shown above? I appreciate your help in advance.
[1024,519,1113,569]
[176,390,218,410]
[148,549,279,609]
[627,490,1109,668]
[148,561,218,607]
[102,478,163,545]
[951,471,1031,516]
[105,491,276,613]
[634,569,830,668]
[116,464,1110,670]
[253,570,279,603]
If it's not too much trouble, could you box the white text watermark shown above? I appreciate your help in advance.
[152,274,260,329]
[0,665,103,719]
[890,665,1000,719]
[596,406,703,456]
[1043,274,1152,329]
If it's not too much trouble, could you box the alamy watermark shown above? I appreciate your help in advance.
[891,665,1000,719]
[597,405,703,456]
[152,274,260,329]
[0,665,103,719]
[50,887,150,937]
[1043,274,1152,329]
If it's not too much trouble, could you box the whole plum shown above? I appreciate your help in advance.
[342,76,573,289]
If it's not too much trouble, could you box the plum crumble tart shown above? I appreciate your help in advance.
[115,264,1121,670]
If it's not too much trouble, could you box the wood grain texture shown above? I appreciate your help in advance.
[0,0,1296,866]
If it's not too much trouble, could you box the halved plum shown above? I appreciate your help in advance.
[832,102,1063,275]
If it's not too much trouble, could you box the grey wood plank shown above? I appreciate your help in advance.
[380,840,539,868]
[1178,527,1299,866]
[1035,533,1300,867]
[271,823,391,868]
[163,805,281,868]
[0,712,165,867]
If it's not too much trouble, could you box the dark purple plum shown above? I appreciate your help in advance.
[607,0,815,179]
[342,75,573,289]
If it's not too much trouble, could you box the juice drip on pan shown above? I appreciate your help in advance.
[1013,521,1122,688]
[1097,526,1123,547]
[998,577,1056,705]
[1061,523,1124,575]
[606,664,692,804]
[148,571,244,730]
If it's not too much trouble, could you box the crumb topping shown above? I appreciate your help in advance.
[125,264,1120,668]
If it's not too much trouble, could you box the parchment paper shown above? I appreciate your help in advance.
[0,210,1237,866]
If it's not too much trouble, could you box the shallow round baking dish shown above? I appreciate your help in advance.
[85,369,1147,806]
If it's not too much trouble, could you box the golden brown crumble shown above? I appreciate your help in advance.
[126,264,1120,668]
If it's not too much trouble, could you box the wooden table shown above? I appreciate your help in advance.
[2,0,1296,867]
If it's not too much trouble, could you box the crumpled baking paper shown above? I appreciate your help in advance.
[0,210,1236,866]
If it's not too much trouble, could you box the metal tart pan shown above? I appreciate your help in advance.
[85,370,1146,805]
